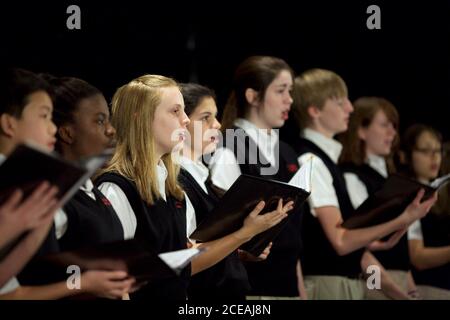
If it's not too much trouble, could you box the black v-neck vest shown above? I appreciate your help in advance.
[179,168,250,300]
[96,172,190,301]
[293,137,364,277]
[340,162,410,271]
[219,126,303,296]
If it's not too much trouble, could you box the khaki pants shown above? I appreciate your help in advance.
[418,285,450,300]
[305,275,365,300]
[365,269,408,300]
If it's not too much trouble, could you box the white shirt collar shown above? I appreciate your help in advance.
[157,160,168,201]
[302,128,343,163]
[179,156,209,194]
[234,118,279,166]
[366,154,388,178]
[0,153,5,164]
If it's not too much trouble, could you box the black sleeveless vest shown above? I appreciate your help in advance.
[340,162,410,271]
[179,168,250,301]
[293,137,364,277]
[96,172,190,301]
[219,126,303,296]
[58,186,124,251]
[17,186,125,286]
[412,211,450,290]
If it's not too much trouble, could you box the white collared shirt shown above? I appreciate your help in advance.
[344,154,389,209]
[209,118,280,191]
[98,161,197,239]
[179,156,209,194]
[296,129,342,216]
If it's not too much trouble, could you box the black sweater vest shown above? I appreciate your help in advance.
[293,138,364,277]
[17,186,125,286]
[96,172,190,301]
[221,127,303,296]
[179,168,250,301]
[412,211,450,290]
[340,163,410,271]
[58,187,124,251]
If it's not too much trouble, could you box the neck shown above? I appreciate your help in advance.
[417,176,430,185]
[0,139,17,157]
[246,111,272,133]
[60,146,81,162]
[307,125,334,139]
[183,145,202,162]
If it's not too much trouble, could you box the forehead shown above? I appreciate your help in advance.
[76,94,109,114]
[24,91,53,111]
[270,70,293,86]
[159,86,184,107]
[194,96,217,112]
[417,130,441,146]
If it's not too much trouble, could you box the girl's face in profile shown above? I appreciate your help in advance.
[359,110,397,157]
[412,130,442,182]
[152,86,190,156]
[69,94,116,158]
[255,69,293,129]
[186,96,221,158]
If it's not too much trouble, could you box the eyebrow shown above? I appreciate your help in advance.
[173,103,184,109]
[40,105,52,112]
[275,84,293,89]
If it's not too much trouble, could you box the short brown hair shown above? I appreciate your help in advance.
[292,68,348,129]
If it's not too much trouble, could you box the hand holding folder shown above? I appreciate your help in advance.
[342,173,447,229]
[190,172,310,256]
[0,143,112,262]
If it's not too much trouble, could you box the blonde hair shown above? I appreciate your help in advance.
[99,75,184,205]
[292,68,348,129]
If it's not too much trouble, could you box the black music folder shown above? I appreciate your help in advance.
[0,143,111,262]
[34,239,204,285]
[342,173,450,229]
[190,174,310,256]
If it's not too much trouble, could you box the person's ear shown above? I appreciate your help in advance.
[358,126,367,141]
[245,88,259,107]
[58,125,75,145]
[307,105,321,120]
[0,113,17,137]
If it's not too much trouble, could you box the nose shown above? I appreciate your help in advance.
[286,92,293,105]
[106,122,116,137]
[181,110,190,127]
[344,98,354,114]
[49,120,57,136]
[213,117,221,130]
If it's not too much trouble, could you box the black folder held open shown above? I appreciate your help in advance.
[33,239,204,285]
[342,173,450,229]
[0,143,111,262]
[189,174,310,256]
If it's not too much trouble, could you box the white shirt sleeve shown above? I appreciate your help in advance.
[407,220,424,241]
[343,172,369,209]
[297,153,339,217]
[0,277,20,295]
[97,182,137,240]
[184,192,197,239]
[208,148,242,191]
[54,209,68,240]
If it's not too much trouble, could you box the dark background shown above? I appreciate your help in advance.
[1,0,449,144]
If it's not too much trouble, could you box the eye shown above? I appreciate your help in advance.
[201,115,210,122]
